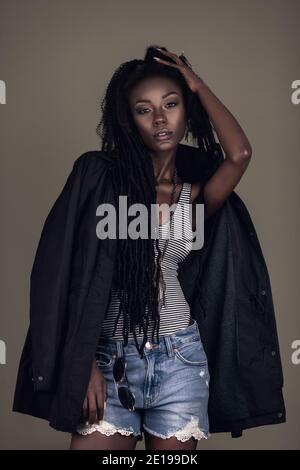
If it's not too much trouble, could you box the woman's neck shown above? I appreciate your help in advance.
[151,151,177,185]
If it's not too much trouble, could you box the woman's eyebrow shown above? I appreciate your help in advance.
[134,91,179,105]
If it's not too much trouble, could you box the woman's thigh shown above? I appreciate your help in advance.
[144,431,198,450]
[69,431,139,450]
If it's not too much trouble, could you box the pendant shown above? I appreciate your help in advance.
[158,271,167,309]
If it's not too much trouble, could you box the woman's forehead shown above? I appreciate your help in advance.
[129,77,182,103]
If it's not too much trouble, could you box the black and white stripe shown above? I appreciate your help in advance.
[100,182,194,339]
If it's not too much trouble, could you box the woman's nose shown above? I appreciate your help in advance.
[153,114,167,125]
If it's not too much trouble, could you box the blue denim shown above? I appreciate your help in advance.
[76,319,211,442]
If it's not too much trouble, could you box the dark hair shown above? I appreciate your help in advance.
[96,45,220,358]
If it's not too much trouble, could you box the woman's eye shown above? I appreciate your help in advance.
[137,108,149,114]
[166,101,178,108]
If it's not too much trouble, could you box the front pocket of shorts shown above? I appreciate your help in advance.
[174,340,208,366]
[95,348,114,369]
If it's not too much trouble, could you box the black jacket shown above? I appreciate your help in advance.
[12,143,286,438]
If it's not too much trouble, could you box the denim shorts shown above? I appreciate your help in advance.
[76,319,211,442]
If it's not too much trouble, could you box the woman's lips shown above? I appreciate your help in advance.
[153,131,173,141]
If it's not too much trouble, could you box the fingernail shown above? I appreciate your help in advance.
[153,57,160,61]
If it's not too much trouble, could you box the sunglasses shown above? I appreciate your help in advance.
[113,356,136,411]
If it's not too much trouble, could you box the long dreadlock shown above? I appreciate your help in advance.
[96,45,221,358]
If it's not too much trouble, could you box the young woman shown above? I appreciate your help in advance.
[13,44,264,451]
[67,45,252,450]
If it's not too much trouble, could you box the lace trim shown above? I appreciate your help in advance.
[172,416,210,442]
[76,420,140,438]
[144,416,210,442]
[76,417,210,443]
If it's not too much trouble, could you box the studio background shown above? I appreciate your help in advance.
[0,0,299,450]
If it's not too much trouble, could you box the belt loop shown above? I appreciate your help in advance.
[164,335,175,358]
[193,319,200,337]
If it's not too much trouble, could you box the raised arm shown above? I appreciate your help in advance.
[193,80,252,219]
[153,47,252,220]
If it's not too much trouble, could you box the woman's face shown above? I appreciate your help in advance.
[128,76,187,153]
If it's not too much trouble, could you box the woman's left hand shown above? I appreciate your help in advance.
[153,47,204,94]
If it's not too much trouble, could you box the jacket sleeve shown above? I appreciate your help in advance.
[29,155,87,392]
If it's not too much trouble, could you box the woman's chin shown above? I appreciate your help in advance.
[148,139,180,153]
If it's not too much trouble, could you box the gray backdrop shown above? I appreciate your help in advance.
[0,0,299,450]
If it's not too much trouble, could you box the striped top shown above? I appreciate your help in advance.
[99,182,194,339]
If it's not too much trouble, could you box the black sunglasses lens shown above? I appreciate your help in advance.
[113,357,124,381]
[118,386,135,410]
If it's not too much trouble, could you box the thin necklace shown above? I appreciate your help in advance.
[153,166,178,310]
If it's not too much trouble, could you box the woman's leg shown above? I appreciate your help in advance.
[144,431,198,450]
[69,431,139,450]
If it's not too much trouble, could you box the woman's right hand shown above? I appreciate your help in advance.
[82,358,107,425]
